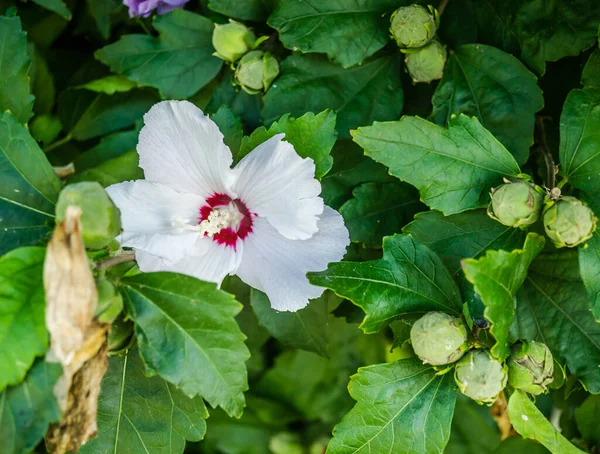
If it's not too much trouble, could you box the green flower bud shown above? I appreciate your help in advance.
[56,182,121,250]
[410,312,469,365]
[95,279,123,324]
[507,341,554,395]
[390,5,438,48]
[212,20,256,63]
[108,312,134,352]
[488,180,544,228]
[404,40,447,83]
[234,50,279,94]
[543,196,597,248]
[454,350,507,404]
[269,433,304,454]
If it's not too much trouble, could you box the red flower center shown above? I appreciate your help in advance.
[198,193,253,248]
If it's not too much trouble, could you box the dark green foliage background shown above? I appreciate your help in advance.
[1,0,600,453]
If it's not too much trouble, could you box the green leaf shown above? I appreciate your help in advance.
[238,110,336,178]
[206,72,261,130]
[327,358,457,454]
[0,360,62,454]
[0,112,62,254]
[30,47,56,115]
[582,48,600,87]
[80,348,208,454]
[475,0,600,74]
[462,233,545,361]
[353,115,521,215]
[262,53,403,138]
[559,87,600,197]
[268,0,398,68]
[73,129,138,173]
[250,289,328,357]
[308,234,462,333]
[95,9,223,99]
[0,247,48,391]
[403,209,527,274]
[121,272,249,417]
[78,75,137,94]
[86,0,120,39]
[208,0,268,21]
[68,150,143,187]
[508,390,584,454]
[579,231,600,322]
[31,0,71,19]
[321,140,394,209]
[0,15,34,124]
[211,106,243,156]
[574,395,600,446]
[58,88,157,141]
[340,181,425,248]
[519,249,600,392]
[431,44,543,165]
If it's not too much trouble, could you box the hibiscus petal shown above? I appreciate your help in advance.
[135,238,242,285]
[236,207,349,311]
[138,100,235,198]
[107,180,204,263]
[232,134,323,240]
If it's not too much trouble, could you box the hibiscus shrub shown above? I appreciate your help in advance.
[2,0,600,453]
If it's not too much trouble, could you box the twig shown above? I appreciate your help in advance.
[535,116,557,189]
[97,251,136,270]
[437,0,451,15]
[491,391,517,440]
[43,133,73,154]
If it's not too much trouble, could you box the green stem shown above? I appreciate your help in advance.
[97,250,136,270]
[43,133,73,153]
[437,0,451,15]
[136,18,152,35]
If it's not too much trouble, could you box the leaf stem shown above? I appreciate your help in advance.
[97,250,136,270]
[136,18,152,36]
[534,116,557,189]
[43,133,73,153]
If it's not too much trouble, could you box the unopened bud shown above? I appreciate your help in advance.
[390,5,438,48]
[212,20,256,63]
[234,50,279,94]
[404,40,447,83]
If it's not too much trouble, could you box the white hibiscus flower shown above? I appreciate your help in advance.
[107,100,349,311]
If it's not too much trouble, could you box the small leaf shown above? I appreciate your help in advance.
[582,48,600,87]
[58,88,158,141]
[86,0,120,39]
[508,390,584,454]
[121,272,249,417]
[95,9,223,99]
[268,0,398,68]
[31,0,71,20]
[353,115,521,215]
[79,348,208,454]
[250,289,328,357]
[0,15,34,124]
[262,53,403,138]
[403,209,527,274]
[579,231,600,322]
[340,181,425,248]
[574,395,600,446]
[462,233,545,361]
[519,249,600,392]
[309,234,462,333]
[212,106,243,156]
[239,110,337,178]
[0,111,61,254]
[559,87,600,199]
[431,44,543,164]
[327,358,457,454]
[0,247,48,391]
[0,360,62,454]
[78,75,137,95]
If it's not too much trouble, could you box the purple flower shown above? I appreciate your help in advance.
[123,0,189,18]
